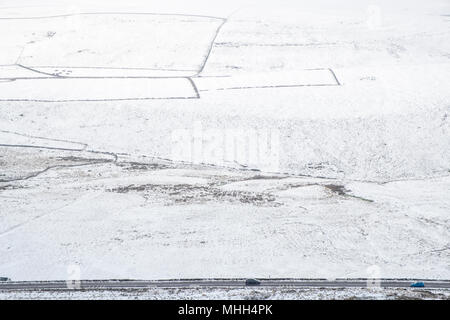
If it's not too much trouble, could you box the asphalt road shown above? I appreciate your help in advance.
[1,279,449,290]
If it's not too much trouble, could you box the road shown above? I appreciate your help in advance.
[1,279,449,290]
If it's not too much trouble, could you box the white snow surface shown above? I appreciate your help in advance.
[1,287,449,300]
[0,0,449,180]
[0,0,449,283]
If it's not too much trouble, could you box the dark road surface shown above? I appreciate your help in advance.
[1,279,449,290]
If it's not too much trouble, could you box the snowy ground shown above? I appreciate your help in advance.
[0,143,448,280]
[0,0,449,288]
[1,287,449,300]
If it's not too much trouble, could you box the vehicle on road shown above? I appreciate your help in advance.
[410,282,425,288]
[245,278,261,286]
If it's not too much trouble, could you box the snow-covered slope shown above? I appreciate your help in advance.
[0,143,448,280]
[0,0,449,282]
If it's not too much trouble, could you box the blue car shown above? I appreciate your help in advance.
[410,282,425,288]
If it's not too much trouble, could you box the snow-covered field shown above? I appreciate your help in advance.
[0,0,449,290]
[1,287,449,300]
[0,137,448,281]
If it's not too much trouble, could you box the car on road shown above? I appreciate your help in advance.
[245,278,261,286]
[0,277,11,282]
[410,282,425,288]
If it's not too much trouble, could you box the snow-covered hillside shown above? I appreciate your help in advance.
[0,0,449,282]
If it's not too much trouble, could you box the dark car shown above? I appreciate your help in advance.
[245,278,261,286]
[0,277,11,282]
